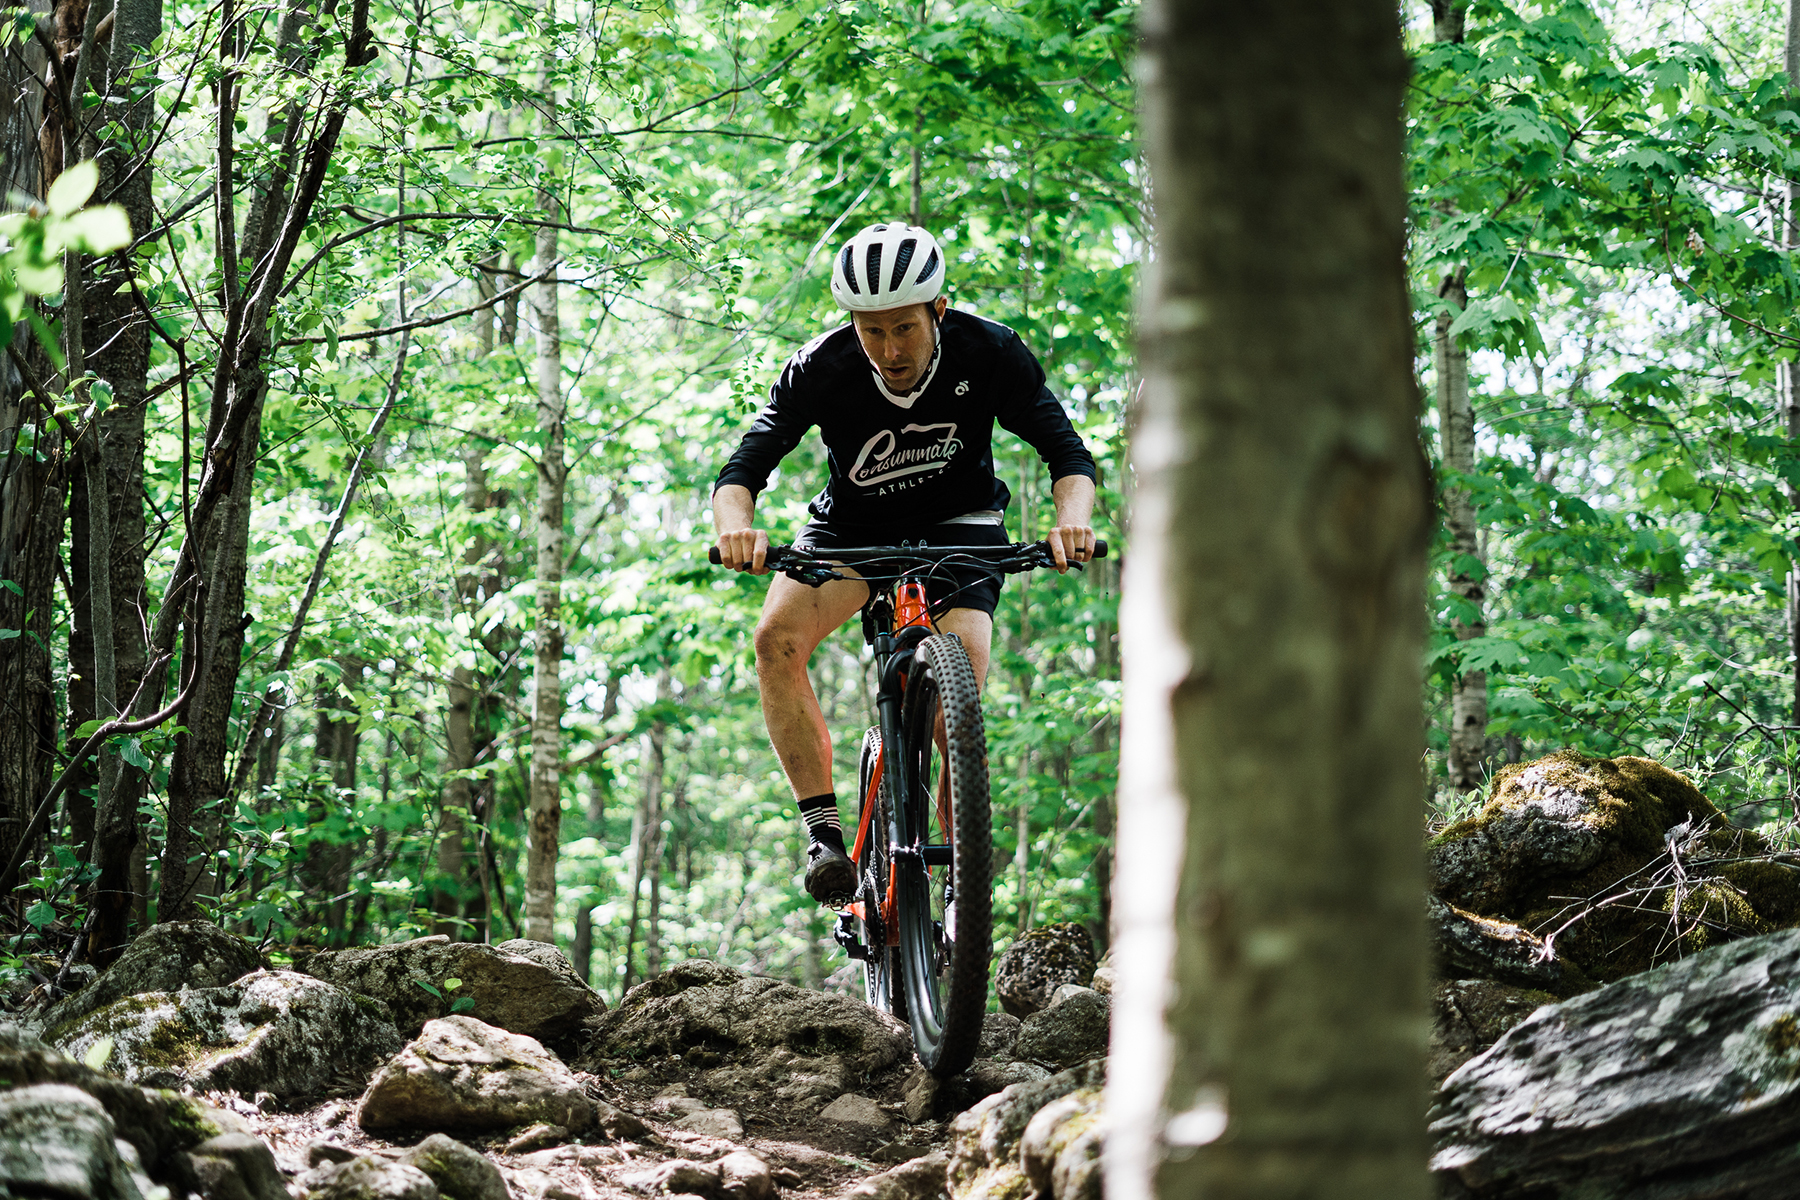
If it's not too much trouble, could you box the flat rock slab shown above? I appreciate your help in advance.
[41,921,261,1034]
[358,1015,594,1134]
[49,969,402,1098]
[578,959,909,1074]
[820,1093,892,1132]
[307,935,603,1049]
[1431,927,1800,1197]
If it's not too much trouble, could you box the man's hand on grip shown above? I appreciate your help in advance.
[716,527,770,574]
[1046,523,1096,573]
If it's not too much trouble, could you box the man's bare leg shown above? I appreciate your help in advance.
[753,570,869,797]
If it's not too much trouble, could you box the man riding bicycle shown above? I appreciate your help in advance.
[711,222,1099,906]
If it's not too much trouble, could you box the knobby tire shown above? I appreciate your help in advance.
[896,634,991,1077]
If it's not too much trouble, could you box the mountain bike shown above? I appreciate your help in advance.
[709,538,1107,1076]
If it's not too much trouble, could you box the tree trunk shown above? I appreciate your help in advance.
[0,0,56,897]
[77,0,160,963]
[522,155,566,943]
[573,902,592,984]
[621,672,669,991]
[437,440,492,937]
[306,655,361,942]
[1109,2,1429,1198]
[1785,0,1800,724]
[1437,271,1487,792]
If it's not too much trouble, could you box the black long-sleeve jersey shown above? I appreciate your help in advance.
[713,309,1097,528]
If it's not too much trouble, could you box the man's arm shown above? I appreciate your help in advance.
[713,484,771,574]
[1046,474,1097,573]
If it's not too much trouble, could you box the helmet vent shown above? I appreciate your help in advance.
[890,239,916,291]
[864,244,883,297]
[839,245,861,295]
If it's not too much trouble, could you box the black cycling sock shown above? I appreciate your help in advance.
[798,792,845,853]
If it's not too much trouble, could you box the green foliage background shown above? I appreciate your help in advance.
[14,0,1800,997]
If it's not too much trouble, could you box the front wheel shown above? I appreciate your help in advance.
[895,634,991,1077]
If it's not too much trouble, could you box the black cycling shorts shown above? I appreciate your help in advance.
[793,519,1010,616]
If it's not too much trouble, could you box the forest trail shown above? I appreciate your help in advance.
[5,926,1107,1200]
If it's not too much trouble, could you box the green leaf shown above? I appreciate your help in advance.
[25,900,54,928]
[83,1035,114,1070]
[449,995,476,1014]
[411,978,443,998]
[46,159,98,217]
[442,976,462,990]
[65,204,132,253]
[71,719,104,739]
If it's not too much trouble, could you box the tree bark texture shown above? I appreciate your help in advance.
[523,176,565,943]
[1109,2,1430,1199]
[1437,272,1487,792]
[0,13,54,885]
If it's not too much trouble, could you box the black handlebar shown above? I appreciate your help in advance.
[708,539,1108,568]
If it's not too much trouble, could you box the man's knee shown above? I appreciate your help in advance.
[754,613,817,670]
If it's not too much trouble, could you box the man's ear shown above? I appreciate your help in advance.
[933,297,948,322]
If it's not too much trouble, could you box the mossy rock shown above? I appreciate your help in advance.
[1428,750,1800,983]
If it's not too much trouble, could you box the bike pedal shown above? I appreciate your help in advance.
[833,913,867,960]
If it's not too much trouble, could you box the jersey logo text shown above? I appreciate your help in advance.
[849,423,963,488]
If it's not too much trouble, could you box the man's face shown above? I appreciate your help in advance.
[850,298,948,392]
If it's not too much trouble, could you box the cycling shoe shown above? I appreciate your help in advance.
[805,841,857,906]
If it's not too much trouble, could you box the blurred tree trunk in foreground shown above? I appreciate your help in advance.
[1108,0,1430,1197]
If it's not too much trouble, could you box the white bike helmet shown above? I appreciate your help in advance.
[830,223,945,312]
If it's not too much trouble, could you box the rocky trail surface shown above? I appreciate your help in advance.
[0,921,1110,1200]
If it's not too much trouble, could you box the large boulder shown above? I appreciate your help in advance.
[0,1029,252,1175]
[947,1059,1103,1200]
[578,959,910,1074]
[49,969,402,1098]
[306,935,603,1051]
[0,1083,150,1200]
[1428,751,1800,984]
[1430,927,1800,1197]
[357,1015,594,1134]
[40,921,261,1034]
[396,1135,508,1200]
[994,925,1095,1019]
[1014,987,1108,1069]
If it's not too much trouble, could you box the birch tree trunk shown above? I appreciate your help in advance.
[1437,271,1487,792]
[1109,2,1429,1197]
[522,146,566,943]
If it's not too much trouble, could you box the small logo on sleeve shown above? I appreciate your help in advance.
[954,380,970,395]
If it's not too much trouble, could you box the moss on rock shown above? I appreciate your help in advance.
[1429,750,1800,983]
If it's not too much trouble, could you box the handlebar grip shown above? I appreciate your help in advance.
[1093,540,1108,559]
[709,547,723,566]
